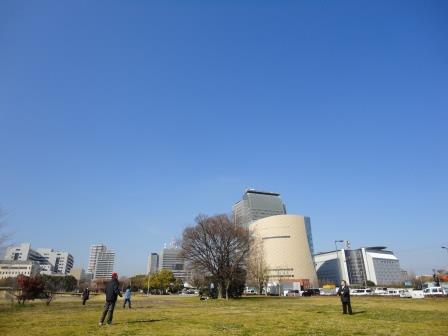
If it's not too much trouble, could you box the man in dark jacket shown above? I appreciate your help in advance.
[337,280,352,315]
[99,272,122,325]
[82,287,90,305]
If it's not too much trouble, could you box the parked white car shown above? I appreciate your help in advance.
[423,287,446,296]
[374,287,388,295]
[384,289,403,296]
[399,289,412,298]
[350,288,373,296]
[319,287,337,296]
[410,289,425,299]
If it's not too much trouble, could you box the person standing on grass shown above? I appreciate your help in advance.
[99,272,122,326]
[337,280,352,315]
[82,287,90,305]
[123,285,132,309]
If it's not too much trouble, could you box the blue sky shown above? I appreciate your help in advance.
[1,0,447,276]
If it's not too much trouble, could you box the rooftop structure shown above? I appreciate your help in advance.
[233,189,286,228]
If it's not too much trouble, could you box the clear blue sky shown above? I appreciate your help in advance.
[1,1,447,276]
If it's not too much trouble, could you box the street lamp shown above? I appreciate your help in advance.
[442,246,448,254]
[334,240,344,251]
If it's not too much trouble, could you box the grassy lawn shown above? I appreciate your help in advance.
[0,294,447,335]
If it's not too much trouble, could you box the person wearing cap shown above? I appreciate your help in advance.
[99,272,122,326]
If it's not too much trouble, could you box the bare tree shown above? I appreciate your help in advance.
[246,236,268,295]
[181,214,251,300]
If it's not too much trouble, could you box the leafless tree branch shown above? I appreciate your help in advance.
[181,214,251,299]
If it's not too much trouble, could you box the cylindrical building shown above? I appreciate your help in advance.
[250,214,318,288]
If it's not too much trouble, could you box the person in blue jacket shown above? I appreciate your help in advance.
[123,285,132,309]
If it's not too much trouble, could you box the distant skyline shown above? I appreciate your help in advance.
[1,1,447,276]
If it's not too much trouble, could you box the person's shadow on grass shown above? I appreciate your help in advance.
[351,311,366,315]
[113,318,166,325]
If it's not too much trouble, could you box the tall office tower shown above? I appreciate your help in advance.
[159,246,189,281]
[87,244,107,275]
[93,251,115,279]
[233,189,286,228]
[36,248,74,274]
[147,253,159,275]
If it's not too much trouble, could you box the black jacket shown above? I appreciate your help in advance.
[338,286,350,303]
[105,279,121,302]
[82,289,90,299]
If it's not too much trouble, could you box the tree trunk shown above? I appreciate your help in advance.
[225,280,230,300]
[217,283,223,299]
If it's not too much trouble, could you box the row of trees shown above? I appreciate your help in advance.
[4,274,78,305]
[126,269,183,294]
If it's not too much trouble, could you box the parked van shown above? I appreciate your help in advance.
[374,287,388,295]
[350,288,373,296]
[410,289,425,299]
[423,287,446,296]
[399,289,412,298]
[384,289,402,296]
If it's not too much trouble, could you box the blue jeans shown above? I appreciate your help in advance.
[123,298,131,308]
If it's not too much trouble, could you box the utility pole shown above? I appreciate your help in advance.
[442,246,448,255]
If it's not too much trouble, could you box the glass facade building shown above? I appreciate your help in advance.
[233,189,286,228]
[159,247,190,281]
[147,252,159,275]
[314,247,402,286]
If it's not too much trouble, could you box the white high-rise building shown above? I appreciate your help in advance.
[36,248,74,274]
[3,243,73,275]
[4,243,47,264]
[88,244,115,280]
[93,251,115,279]
[87,244,107,276]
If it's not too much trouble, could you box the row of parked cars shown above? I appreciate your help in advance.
[284,289,321,297]
[350,286,448,298]
[281,286,448,298]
